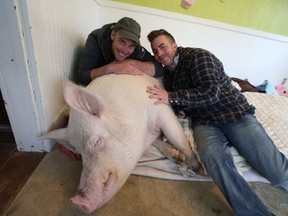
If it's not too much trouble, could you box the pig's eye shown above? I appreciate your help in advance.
[93,137,105,150]
[96,138,102,145]
[87,136,104,152]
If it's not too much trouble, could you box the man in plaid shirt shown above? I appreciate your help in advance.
[147,29,288,216]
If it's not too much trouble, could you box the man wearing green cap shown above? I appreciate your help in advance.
[77,17,165,86]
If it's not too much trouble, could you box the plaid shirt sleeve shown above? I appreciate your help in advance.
[165,47,252,124]
[168,48,223,109]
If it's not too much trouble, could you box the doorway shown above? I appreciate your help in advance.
[0,90,16,165]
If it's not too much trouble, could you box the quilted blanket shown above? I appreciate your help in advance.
[132,92,288,183]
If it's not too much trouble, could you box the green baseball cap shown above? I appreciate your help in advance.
[114,17,141,45]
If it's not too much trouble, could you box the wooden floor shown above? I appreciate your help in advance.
[0,91,46,215]
[0,130,46,215]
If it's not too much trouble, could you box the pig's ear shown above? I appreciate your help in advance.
[63,82,103,116]
[41,128,78,153]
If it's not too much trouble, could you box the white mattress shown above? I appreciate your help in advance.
[133,92,288,183]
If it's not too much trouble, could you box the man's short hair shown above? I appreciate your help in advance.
[147,29,175,43]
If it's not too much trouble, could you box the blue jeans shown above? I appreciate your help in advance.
[192,113,288,216]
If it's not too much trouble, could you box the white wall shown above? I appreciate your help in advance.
[100,0,288,86]
[0,0,45,152]
[0,0,101,152]
[28,0,100,131]
[1,0,287,152]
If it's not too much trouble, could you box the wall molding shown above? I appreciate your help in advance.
[96,0,288,43]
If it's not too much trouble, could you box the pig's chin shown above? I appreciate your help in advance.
[70,172,118,214]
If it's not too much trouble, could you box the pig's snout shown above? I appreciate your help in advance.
[70,171,117,214]
[71,194,95,214]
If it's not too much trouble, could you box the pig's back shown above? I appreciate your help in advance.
[85,74,166,127]
[86,74,161,106]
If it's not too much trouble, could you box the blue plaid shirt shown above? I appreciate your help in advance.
[164,47,254,125]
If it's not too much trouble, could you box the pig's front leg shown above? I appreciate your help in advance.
[152,138,205,175]
[152,138,186,166]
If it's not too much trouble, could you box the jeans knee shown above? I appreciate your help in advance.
[200,146,233,171]
[199,145,216,166]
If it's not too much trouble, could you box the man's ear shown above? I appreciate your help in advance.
[172,42,178,51]
[111,29,116,40]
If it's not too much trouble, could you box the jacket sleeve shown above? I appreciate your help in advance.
[133,46,165,77]
[77,34,102,86]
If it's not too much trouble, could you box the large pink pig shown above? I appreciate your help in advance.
[43,74,203,214]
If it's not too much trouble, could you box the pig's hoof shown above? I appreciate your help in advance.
[193,164,206,175]
[71,197,94,214]
[175,152,185,166]
[178,152,185,162]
